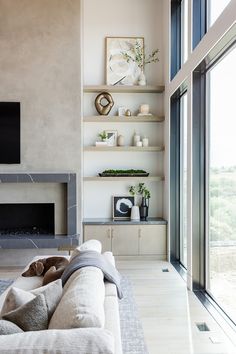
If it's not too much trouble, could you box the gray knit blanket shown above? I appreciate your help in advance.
[61,251,123,299]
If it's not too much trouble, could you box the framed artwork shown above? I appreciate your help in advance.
[106,37,144,86]
[105,130,118,146]
[113,196,135,220]
[118,106,127,116]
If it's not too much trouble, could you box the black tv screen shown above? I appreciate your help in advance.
[0,102,20,164]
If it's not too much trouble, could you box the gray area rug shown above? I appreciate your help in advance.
[0,279,13,295]
[119,276,148,354]
[0,277,148,354]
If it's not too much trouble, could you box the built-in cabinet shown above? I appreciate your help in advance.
[83,221,167,257]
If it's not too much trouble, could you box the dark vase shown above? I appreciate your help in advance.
[140,197,149,220]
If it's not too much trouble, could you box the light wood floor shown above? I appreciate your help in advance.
[1,260,236,354]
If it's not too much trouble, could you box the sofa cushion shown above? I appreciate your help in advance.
[0,287,35,317]
[0,320,23,335]
[2,294,48,332]
[49,266,105,329]
[31,279,62,320]
[0,328,114,354]
[70,239,102,261]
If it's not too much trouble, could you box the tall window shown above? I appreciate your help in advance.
[206,46,236,323]
[181,0,188,64]
[180,93,188,268]
[171,0,188,79]
[170,87,188,267]
[207,0,231,28]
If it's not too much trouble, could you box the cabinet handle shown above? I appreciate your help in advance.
[111,228,114,239]
[107,229,111,239]
[138,229,141,238]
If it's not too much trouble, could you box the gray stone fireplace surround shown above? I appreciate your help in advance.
[0,173,78,249]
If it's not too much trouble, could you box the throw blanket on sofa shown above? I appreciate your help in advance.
[61,251,123,299]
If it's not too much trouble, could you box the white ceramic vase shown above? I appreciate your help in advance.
[138,71,146,86]
[130,206,140,221]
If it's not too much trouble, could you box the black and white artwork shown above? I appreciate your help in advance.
[113,196,134,219]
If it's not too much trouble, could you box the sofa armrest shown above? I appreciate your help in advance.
[0,328,114,354]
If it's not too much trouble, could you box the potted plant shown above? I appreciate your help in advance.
[129,183,151,220]
[98,130,108,142]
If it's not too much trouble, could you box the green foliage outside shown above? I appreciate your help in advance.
[209,166,236,242]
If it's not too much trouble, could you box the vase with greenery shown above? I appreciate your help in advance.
[98,130,108,142]
[122,41,159,85]
[129,183,151,220]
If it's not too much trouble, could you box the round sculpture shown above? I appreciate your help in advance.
[95,92,114,115]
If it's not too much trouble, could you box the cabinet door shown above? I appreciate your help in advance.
[139,225,166,255]
[111,225,139,256]
[83,225,112,252]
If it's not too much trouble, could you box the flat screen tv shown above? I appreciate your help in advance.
[0,102,20,164]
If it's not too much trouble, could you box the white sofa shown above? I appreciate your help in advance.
[0,244,123,354]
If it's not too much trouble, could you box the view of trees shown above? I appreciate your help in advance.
[209,166,236,242]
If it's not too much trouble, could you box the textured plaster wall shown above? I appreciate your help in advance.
[0,0,81,264]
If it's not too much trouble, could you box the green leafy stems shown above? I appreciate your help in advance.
[129,183,151,199]
[122,41,159,71]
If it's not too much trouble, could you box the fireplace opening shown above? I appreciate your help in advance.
[0,203,55,236]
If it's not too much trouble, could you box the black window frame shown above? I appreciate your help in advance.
[192,26,236,328]
[170,83,188,277]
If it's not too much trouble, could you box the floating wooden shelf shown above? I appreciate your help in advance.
[83,176,164,182]
[83,85,164,93]
[83,115,164,122]
[84,146,164,152]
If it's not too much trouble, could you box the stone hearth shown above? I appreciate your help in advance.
[0,173,78,249]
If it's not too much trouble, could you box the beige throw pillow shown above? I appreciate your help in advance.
[0,319,23,335]
[0,287,35,317]
[31,279,62,320]
[2,294,48,331]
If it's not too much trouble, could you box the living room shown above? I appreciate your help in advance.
[0,0,236,353]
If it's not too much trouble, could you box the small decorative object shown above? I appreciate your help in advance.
[142,137,149,147]
[133,131,140,146]
[129,183,151,220]
[118,107,127,116]
[139,197,149,221]
[136,141,143,147]
[138,72,146,86]
[95,92,114,115]
[105,130,118,146]
[99,169,149,177]
[125,109,131,116]
[106,37,144,85]
[117,134,125,146]
[140,104,149,115]
[130,206,140,221]
[98,130,108,142]
[113,196,134,220]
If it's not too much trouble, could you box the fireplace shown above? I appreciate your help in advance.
[0,172,78,249]
[0,203,55,236]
